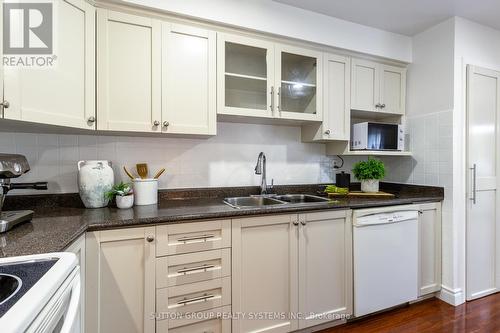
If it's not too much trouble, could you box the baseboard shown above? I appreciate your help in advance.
[438,285,465,306]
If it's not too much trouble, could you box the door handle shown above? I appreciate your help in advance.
[470,164,477,204]
[270,86,274,112]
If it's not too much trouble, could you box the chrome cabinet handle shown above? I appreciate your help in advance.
[292,220,299,226]
[470,164,477,204]
[163,121,169,127]
[87,116,96,123]
[177,264,215,274]
[380,104,386,108]
[324,129,331,135]
[146,235,155,243]
[153,120,160,126]
[300,220,306,226]
[177,293,215,305]
[277,87,281,112]
[270,86,274,112]
[0,101,10,109]
[177,234,215,243]
[375,103,381,108]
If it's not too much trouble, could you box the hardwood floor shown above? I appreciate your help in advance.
[321,294,500,332]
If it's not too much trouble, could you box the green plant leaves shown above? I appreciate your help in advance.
[352,158,386,180]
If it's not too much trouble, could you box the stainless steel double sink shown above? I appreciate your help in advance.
[223,194,332,209]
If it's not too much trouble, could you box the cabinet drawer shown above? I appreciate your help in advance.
[157,220,231,256]
[157,249,231,288]
[157,277,231,316]
[156,306,231,332]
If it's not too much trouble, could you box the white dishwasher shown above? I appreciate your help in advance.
[353,206,419,317]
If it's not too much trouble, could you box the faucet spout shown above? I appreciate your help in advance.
[254,152,267,195]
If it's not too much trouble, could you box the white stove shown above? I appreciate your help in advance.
[0,252,80,333]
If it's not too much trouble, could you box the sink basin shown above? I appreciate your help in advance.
[275,194,331,204]
[223,196,286,209]
[0,274,21,305]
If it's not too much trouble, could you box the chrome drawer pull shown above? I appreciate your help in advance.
[177,293,215,305]
[177,234,215,243]
[177,264,215,274]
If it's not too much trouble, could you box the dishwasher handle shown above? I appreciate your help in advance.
[353,210,419,227]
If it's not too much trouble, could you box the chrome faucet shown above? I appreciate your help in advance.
[254,152,273,195]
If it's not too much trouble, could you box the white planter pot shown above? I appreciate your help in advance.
[361,179,380,193]
[133,179,158,206]
[77,160,114,208]
[116,194,134,209]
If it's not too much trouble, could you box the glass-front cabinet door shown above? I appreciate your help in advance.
[217,34,274,118]
[275,45,322,121]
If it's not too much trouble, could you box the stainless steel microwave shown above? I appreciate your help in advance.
[351,122,404,151]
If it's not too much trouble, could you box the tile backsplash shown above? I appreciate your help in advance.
[1,122,337,194]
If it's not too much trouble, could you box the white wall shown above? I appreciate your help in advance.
[0,123,336,194]
[121,0,412,62]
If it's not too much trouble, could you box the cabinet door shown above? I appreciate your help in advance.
[4,0,95,129]
[162,23,216,135]
[232,214,299,333]
[380,64,406,114]
[86,227,156,333]
[276,44,322,121]
[418,202,442,296]
[351,59,379,112]
[97,10,161,132]
[217,33,274,118]
[298,210,352,329]
[323,54,350,140]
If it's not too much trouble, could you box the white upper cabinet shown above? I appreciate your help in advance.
[218,34,322,122]
[276,45,322,122]
[97,10,161,132]
[380,64,406,115]
[218,34,275,118]
[162,23,216,135]
[3,0,95,129]
[351,59,406,115]
[302,53,350,142]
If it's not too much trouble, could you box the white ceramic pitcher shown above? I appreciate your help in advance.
[77,160,114,208]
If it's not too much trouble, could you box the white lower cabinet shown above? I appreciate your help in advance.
[85,227,156,333]
[232,210,352,333]
[65,234,86,333]
[298,210,352,329]
[417,202,442,296]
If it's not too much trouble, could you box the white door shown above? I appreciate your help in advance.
[351,59,379,112]
[217,33,275,118]
[232,214,299,333]
[323,54,350,140]
[466,65,500,300]
[275,44,322,122]
[4,0,95,129]
[162,23,216,135]
[97,10,161,132]
[298,210,352,329]
[380,64,406,114]
[86,227,156,333]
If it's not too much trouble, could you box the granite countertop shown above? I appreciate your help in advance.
[0,183,444,258]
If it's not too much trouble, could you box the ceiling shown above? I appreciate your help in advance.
[273,0,500,36]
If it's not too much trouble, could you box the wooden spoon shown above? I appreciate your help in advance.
[123,166,135,180]
[154,168,166,179]
[136,163,148,179]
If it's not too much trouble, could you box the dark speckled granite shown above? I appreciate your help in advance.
[0,183,443,258]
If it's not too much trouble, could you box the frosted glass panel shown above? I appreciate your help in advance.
[225,42,267,78]
[225,76,266,110]
[280,83,316,114]
[281,52,316,85]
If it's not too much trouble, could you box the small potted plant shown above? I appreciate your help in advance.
[106,182,134,209]
[352,158,386,193]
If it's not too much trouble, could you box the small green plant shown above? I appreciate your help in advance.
[352,158,386,180]
[105,182,133,200]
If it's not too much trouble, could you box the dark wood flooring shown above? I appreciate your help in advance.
[321,293,500,332]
